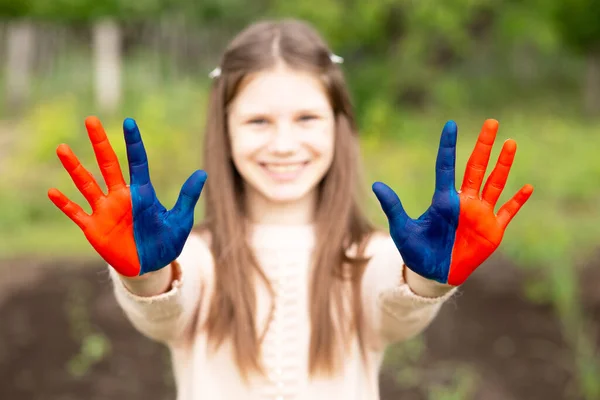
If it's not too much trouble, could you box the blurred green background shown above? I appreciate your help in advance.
[0,0,599,399]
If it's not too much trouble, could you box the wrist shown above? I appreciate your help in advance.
[403,265,456,298]
[119,262,177,297]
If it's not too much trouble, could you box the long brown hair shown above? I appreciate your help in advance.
[197,18,376,382]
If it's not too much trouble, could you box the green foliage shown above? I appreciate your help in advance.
[551,0,600,55]
[1,0,168,21]
[493,0,560,53]
[0,0,35,17]
[179,0,267,26]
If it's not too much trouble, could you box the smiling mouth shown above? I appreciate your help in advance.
[259,161,310,180]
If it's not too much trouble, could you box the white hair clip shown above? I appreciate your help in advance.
[208,53,343,79]
[330,53,344,64]
[208,67,222,79]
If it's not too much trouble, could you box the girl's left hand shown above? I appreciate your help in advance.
[372,119,533,286]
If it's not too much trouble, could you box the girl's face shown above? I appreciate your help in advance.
[227,65,335,209]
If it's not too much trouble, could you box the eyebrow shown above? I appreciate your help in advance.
[296,107,331,114]
[236,107,331,118]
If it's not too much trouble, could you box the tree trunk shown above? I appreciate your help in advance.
[93,19,122,113]
[584,49,600,116]
[5,20,35,112]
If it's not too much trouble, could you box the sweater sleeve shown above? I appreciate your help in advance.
[108,233,214,345]
[361,233,458,347]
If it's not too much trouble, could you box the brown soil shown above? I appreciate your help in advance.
[0,255,598,400]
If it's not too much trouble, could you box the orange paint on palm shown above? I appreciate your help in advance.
[47,116,141,277]
[447,119,533,286]
[447,193,503,285]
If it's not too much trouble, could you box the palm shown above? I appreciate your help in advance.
[84,187,132,243]
[128,181,197,267]
[373,119,533,286]
[48,116,206,277]
[457,195,503,246]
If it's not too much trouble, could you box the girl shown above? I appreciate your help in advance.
[48,18,533,400]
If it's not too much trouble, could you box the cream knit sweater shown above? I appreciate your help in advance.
[109,223,457,400]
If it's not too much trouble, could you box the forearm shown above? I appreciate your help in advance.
[375,264,457,344]
[109,258,201,344]
[108,234,212,344]
[360,234,458,347]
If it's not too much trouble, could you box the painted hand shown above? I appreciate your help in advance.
[372,119,533,286]
[48,116,207,277]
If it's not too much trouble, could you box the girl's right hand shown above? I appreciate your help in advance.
[48,116,207,277]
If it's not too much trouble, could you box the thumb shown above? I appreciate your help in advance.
[372,181,409,227]
[171,170,207,219]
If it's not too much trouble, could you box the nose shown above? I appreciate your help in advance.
[268,122,297,154]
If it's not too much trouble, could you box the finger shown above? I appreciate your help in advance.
[496,184,534,229]
[48,188,90,229]
[56,144,105,208]
[171,170,208,220]
[461,119,498,195]
[435,120,457,193]
[85,116,126,191]
[123,118,151,186]
[481,139,517,207]
[372,182,410,239]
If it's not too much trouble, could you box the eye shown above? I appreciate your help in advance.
[248,117,268,125]
[298,114,318,122]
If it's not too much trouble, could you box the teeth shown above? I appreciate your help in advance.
[264,163,304,173]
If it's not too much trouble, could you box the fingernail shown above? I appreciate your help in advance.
[123,118,137,131]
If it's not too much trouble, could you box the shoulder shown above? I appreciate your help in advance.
[192,225,212,247]
[344,229,400,262]
[363,230,398,258]
[359,230,404,274]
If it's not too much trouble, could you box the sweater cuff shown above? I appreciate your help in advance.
[378,263,457,316]
[109,261,190,322]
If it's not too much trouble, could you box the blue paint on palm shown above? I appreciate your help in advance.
[123,118,207,275]
[372,120,460,284]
